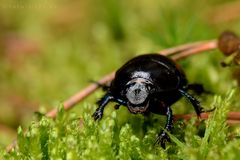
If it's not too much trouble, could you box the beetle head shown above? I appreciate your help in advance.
[125,78,153,113]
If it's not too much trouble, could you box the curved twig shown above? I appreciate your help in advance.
[172,40,217,60]
[158,40,216,56]
[174,112,240,125]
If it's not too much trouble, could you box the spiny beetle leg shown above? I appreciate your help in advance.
[155,107,173,148]
[92,94,113,121]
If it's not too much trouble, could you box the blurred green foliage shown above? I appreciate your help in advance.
[1,0,240,159]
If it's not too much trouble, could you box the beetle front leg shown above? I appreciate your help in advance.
[179,89,203,116]
[92,94,113,121]
[155,107,173,148]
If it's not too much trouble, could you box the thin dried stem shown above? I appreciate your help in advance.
[174,112,240,125]
[172,40,217,60]
[158,40,215,56]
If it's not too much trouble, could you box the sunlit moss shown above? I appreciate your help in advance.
[1,90,239,159]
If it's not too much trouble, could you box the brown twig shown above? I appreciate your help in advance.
[158,40,215,56]
[174,112,240,125]
[172,40,217,60]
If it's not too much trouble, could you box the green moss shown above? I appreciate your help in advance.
[1,90,239,159]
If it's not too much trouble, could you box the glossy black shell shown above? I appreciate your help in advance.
[110,54,188,114]
[92,53,204,148]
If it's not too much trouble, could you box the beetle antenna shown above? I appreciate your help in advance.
[89,80,110,91]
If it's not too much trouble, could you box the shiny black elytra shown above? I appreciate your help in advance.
[92,53,203,148]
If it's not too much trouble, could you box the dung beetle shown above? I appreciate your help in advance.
[92,53,204,148]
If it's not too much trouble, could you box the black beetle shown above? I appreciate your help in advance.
[92,53,204,148]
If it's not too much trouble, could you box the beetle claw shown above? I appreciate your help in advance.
[92,109,103,121]
[155,131,170,149]
[114,104,121,110]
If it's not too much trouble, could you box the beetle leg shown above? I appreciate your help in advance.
[155,107,173,148]
[114,104,121,110]
[179,89,203,116]
[114,98,127,106]
[92,94,113,121]
[113,98,129,110]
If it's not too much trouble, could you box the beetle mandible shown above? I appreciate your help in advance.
[92,53,204,148]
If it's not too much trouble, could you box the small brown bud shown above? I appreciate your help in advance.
[218,31,240,56]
